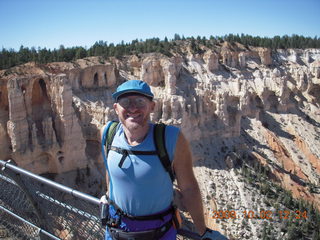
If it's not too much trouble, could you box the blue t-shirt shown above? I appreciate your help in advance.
[105,122,180,216]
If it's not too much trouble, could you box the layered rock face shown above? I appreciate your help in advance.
[1,44,320,239]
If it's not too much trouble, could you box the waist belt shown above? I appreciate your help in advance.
[109,219,172,240]
[107,196,174,221]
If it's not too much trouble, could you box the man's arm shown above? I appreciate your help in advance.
[105,171,109,193]
[173,132,207,236]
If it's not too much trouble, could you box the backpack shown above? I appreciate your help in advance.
[101,121,175,182]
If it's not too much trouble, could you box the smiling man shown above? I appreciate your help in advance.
[101,80,227,240]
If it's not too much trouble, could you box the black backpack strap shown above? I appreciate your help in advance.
[109,146,157,168]
[109,146,157,156]
[105,121,119,154]
[104,121,175,181]
[102,121,116,168]
[153,123,175,182]
[101,121,119,168]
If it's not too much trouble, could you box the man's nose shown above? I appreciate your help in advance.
[127,101,139,111]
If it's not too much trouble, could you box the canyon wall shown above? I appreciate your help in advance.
[1,43,319,239]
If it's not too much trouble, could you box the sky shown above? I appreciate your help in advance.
[0,0,319,51]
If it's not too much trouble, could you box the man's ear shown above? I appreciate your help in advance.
[150,101,156,112]
[113,103,119,115]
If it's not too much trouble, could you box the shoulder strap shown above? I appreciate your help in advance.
[101,121,119,168]
[106,122,119,148]
[153,123,175,182]
[102,121,175,182]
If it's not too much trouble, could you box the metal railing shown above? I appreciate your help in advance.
[0,159,200,240]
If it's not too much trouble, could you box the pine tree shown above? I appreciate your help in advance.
[1,34,320,70]
[75,47,87,59]
[174,33,181,41]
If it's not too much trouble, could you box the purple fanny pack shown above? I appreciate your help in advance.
[105,205,177,240]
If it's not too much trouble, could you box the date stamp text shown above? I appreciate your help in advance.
[210,210,308,220]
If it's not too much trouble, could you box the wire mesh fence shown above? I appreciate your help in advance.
[0,204,61,240]
[0,160,104,240]
[0,159,199,240]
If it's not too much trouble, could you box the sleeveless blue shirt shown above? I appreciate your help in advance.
[105,122,180,216]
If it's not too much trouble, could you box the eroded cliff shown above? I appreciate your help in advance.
[1,42,319,239]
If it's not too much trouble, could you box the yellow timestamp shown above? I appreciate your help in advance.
[211,210,308,220]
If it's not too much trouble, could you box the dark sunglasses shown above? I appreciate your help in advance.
[117,97,150,109]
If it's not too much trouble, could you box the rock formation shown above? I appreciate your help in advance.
[0,42,319,239]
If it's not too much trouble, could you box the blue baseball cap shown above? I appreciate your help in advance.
[112,80,154,101]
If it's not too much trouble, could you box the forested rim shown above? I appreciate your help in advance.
[1,33,320,70]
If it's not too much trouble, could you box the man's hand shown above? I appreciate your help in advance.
[100,195,108,204]
[201,228,228,240]
[100,195,109,226]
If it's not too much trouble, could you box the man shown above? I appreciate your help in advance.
[101,80,227,240]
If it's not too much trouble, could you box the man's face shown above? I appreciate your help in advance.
[114,94,155,131]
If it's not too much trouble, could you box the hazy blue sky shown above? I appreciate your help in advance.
[1,0,319,50]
